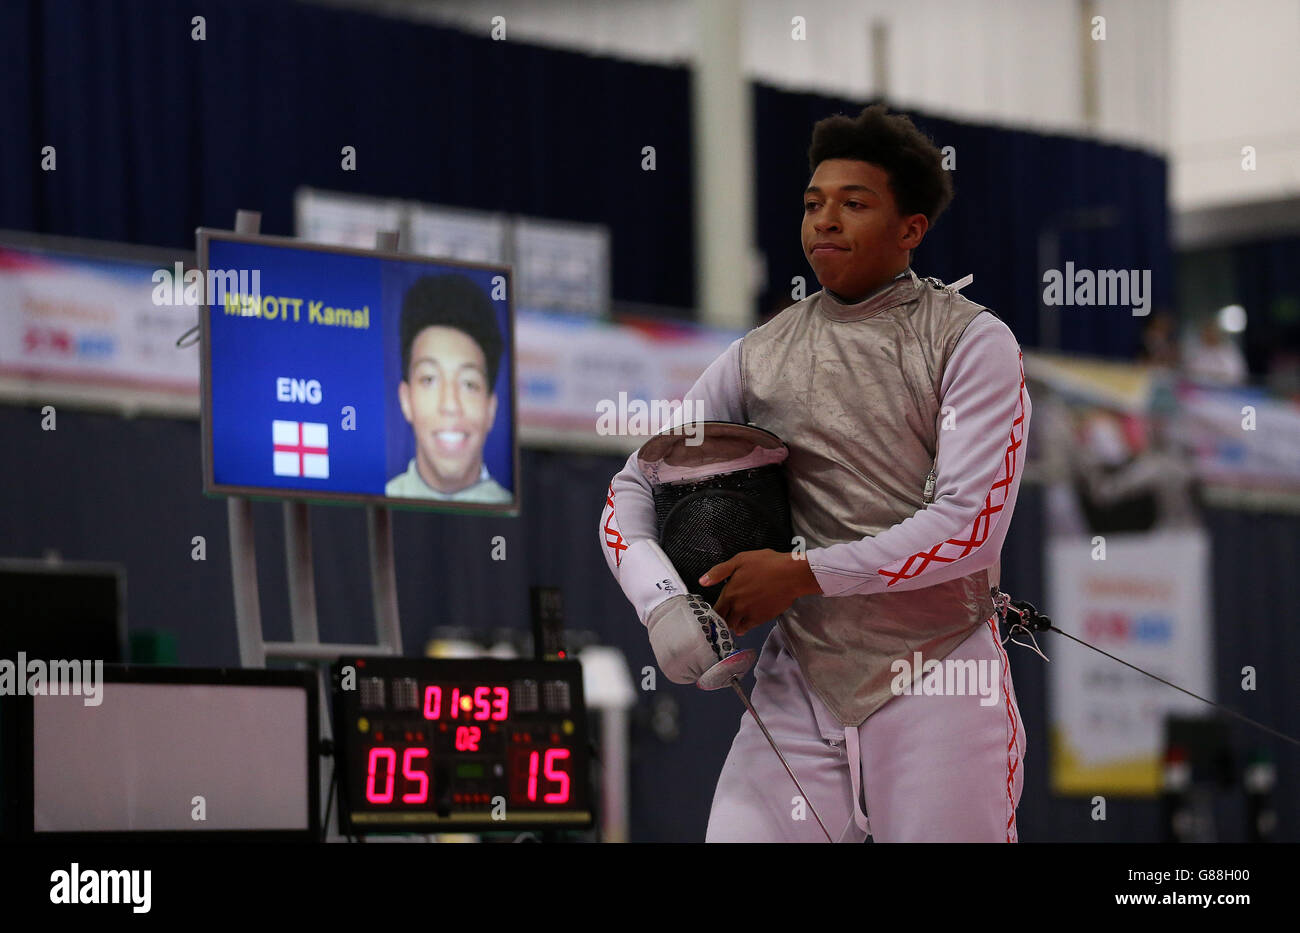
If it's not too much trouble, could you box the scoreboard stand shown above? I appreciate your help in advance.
[221,210,405,670]
[206,213,594,841]
[213,212,406,842]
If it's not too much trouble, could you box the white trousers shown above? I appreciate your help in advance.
[705,616,1026,842]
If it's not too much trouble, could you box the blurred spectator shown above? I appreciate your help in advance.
[1183,318,1247,385]
[1071,386,1202,533]
[1138,311,1180,368]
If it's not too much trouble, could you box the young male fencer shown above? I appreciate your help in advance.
[600,104,1031,842]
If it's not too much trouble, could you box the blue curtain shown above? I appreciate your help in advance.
[0,0,696,311]
[3,0,1169,356]
[1227,236,1300,375]
[754,84,1173,357]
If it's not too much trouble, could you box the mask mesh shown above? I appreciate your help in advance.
[653,465,793,605]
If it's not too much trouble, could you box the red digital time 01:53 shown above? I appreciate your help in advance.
[332,657,591,834]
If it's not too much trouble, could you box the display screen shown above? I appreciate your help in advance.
[332,658,590,833]
[8,666,319,842]
[198,230,518,514]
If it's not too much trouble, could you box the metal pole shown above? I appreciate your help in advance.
[692,0,754,329]
[601,706,630,843]
[369,229,403,655]
[284,501,321,644]
[367,506,403,654]
[228,209,267,668]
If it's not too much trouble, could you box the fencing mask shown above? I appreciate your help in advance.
[638,421,794,606]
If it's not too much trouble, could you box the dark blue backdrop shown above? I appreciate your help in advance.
[1200,234,1300,377]
[753,84,1172,356]
[0,0,1170,357]
[0,0,694,318]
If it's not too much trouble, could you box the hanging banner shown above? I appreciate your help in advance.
[294,188,406,249]
[511,217,610,318]
[408,204,508,265]
[1046,528,1214,795]
[0,243,197,395]
[516,311,736,450]
[1177,382,1300,494]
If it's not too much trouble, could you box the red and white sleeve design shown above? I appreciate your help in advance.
[876,350,1026,587]
[598,338,747,623]
[601,482,628,570]
[806,314,1031,597]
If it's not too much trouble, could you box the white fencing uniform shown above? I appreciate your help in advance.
[705,618,1025,842]
[600,269,1032,842]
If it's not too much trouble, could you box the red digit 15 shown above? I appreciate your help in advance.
[527,748,571,804]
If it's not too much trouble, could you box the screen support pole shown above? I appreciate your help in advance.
[283,499,320,644]
[221,213,403,667]
[215,218,405,842]
[229,209,267,668]
[368,230,404,655]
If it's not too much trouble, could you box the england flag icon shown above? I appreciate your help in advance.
[273,420,329,479]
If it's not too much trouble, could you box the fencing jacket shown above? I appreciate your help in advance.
[600,267,1032,726]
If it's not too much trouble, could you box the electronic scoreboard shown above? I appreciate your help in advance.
[332,657,591,834]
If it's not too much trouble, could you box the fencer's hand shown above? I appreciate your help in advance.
[645,594,735,685]
[702,549,823,636]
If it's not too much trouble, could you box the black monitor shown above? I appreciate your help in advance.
[0,559,126,839]
[0,559,125,664]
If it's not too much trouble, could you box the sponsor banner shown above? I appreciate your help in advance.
[1046,528,1213,795]
[1023,350,1156,413]
[515,311,737,447]
[0,235,734,452]
[0,245,198,392]
[297,188,608,317]
[511,217,609,318]
[1027,353,1300,512]
[1176,382,1300,491]
[294,188,406,250]
[407,204,509,266]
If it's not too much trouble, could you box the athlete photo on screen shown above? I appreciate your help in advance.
[386,273,511,503]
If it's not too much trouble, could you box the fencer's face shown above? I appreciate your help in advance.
[399,325,498,493]
[801,159,927,301]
